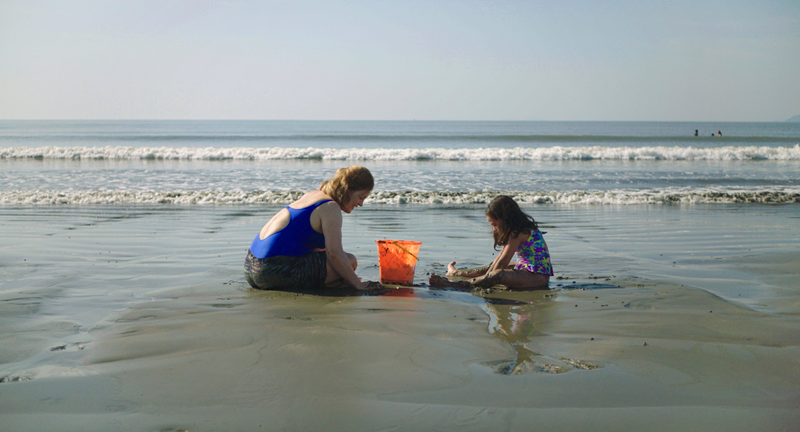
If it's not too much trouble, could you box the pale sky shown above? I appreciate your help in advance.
[1,0,798,121]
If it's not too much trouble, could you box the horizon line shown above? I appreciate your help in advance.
[2,118,798,123]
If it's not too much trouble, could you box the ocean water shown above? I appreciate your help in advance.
[2,119,798,311]
[2,120,799,205]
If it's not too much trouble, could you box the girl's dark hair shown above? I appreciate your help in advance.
[485,195,539,249]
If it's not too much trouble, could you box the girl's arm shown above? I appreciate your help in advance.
[449,253,504,276]
[487,230,529,273]
[448,231,528,277]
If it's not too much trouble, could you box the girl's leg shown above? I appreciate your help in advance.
[429,270,504,290]
[447,261,492,277]
[429,274,473,289]
[431,269,548,290]
[493,269,549,290]
[470,269,505,289]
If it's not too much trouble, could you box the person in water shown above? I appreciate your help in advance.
[429,195,553,290]
[244,166,382,291]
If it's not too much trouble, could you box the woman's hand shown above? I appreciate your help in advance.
[355,280,384,291]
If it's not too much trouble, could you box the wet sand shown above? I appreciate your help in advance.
[1,204,799,431]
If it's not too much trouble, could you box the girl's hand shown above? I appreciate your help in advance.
[446,261,459,276]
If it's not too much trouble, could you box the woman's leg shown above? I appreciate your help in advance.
[324,252,357,286]
[244,252,328,291]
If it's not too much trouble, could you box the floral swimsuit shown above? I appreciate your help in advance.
[514,230,554,278]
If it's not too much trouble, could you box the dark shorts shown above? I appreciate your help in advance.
[244,250,328,291]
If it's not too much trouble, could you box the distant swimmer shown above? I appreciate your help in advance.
[695,129,699,136]
[717,130,722,136]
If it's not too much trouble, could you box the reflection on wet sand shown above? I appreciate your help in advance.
[480,292,602,375]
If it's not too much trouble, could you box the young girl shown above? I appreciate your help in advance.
[429,195,553,290]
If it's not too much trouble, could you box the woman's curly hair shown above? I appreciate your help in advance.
[319,166,374,205]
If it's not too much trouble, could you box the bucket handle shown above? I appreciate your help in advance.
[392,241,419,261]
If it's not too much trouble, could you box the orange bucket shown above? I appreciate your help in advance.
[376,240,422,285]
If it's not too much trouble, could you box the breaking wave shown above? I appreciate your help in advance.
[2,145,800,161]
[3,189,798,206]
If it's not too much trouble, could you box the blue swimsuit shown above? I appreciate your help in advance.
[249,200,332,259]
[244,200,333,291]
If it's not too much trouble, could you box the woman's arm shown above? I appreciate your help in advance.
[319,203,369,290]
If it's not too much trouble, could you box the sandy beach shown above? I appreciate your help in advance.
[1,204,798,431]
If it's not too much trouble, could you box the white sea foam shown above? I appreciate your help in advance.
[2,145,800,161]
[3,188,798,206]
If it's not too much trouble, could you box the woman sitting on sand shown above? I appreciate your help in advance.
[244,166,382,291]
[429,195,553,290]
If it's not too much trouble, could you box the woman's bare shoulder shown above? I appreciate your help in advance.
[291,190,334,208]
